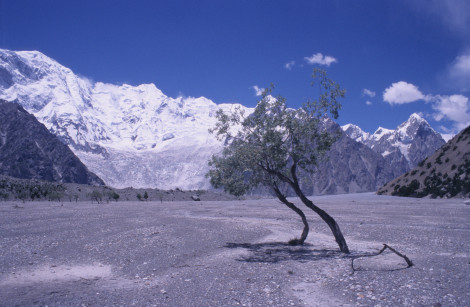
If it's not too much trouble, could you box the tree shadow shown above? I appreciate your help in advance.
[225,241,374,263]
[225,242,414,273]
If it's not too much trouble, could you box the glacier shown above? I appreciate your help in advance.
[0,48,253,189]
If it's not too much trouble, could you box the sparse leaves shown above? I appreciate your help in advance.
[207,69,345,195]
[207,69,350,252]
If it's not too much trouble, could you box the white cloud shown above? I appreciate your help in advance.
[432,94,470,131]
[366,100,373,106]
[362,88,376,98]
[304,53,338,66]
[252,85,265,96]
[452,53,470,73]
[447,53,470,91]
[383,81,425,105]
[285,61,295,70]
[414,0,470,36]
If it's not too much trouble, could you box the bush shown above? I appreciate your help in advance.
[110,192,120,202]
[392,179,420,197]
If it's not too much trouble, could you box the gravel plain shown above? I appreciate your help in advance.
[0,193,469,306]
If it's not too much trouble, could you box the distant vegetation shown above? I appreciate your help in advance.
[0,177,66,202]
[0,175,236,202]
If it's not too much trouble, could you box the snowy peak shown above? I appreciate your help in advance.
[397,113,427,138]
[342,113,445,171]
[371,127,394,141]
[341,124,370,143]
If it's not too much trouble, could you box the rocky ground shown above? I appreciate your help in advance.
[0,193,469,306]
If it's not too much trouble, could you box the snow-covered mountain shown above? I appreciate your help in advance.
[342,113,445,175]
[0,48,444,192]
[0,48,251,189]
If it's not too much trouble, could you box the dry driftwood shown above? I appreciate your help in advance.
[351,243,413,273]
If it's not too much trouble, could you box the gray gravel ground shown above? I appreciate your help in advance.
[0,193,469,306]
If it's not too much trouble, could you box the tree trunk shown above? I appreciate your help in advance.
[298,192,349,253]
[287,183,349,253]
[286,164,349,253]
[272,186,309,244]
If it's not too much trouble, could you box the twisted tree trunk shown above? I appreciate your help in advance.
[289,164,350,253]
[272,185,309,245]
[296,189,349,253]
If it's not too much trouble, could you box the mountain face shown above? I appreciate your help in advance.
[0,48,443,193]
[0,100,104,185]
[0,48,248,189]
[300,119,400,195]
[342,113,445,175]
[378,125,470,198]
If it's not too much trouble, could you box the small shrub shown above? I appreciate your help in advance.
[288,238,303,246]
[436,152,445,165]
[111,192,120,202]
[392,179,420,197]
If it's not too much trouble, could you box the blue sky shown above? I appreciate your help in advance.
[1,0,470,137]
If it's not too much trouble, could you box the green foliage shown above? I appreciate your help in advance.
[143,191,148,201]
[137,193,142,201]
[207,68,345,196]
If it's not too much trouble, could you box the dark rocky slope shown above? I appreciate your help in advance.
[0,100,104,185]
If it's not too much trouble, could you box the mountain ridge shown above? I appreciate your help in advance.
[0,48,445,192]
[342,113,445,176]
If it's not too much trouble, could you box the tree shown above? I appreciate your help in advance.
[90,190,103,204]
[111,191,120,202]
[207,68,349,253]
